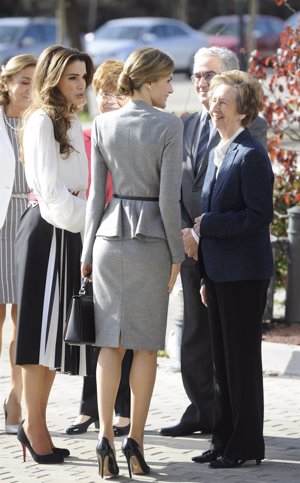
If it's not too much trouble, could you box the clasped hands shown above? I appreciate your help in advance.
[182,216,201,260]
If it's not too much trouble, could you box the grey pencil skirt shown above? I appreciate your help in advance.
[92,237,171,350]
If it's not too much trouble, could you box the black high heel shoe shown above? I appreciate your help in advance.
[17,423,64,464]
[209,456,262,468]
[52,447,70,457]
[121,437,150,478]
[113,423,130,437]
[66,416,99,435]
[96,437,119,478]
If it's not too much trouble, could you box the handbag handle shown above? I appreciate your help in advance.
[79,275,91,295]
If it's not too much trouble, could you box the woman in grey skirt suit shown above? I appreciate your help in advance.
[81,47,184,477]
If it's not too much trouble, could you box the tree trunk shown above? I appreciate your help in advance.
[56,0,82,50]
[177,0,189,23]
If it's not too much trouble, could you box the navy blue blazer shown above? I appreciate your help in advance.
[200,128,274,283]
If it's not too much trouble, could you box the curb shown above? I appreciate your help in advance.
[262,341,300,376]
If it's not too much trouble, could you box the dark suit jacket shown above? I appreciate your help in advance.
[180,109,267,231]
[200,128,274,283]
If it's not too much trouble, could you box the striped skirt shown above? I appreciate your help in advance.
[0,197,27,304]
[15,205,92,375]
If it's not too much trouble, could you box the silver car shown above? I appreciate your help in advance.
[0,17,57,67]
[85,17,208,74]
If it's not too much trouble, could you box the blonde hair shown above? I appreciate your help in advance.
[23,45,94,158]
[0,54,37,106]
[92,60,124,93]
[118,47,174,96]
[209,70,263,127]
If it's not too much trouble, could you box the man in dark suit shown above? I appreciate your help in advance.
[159,47,267,437]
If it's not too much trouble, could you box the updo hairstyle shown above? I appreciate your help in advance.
[118,47,174,96]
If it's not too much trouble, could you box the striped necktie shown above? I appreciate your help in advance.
[194,113,211,175]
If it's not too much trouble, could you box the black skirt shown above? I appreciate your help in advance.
[15,205,94,375]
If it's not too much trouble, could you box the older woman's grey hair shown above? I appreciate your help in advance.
[208,70,263,127]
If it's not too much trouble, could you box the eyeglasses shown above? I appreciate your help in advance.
[98,91,126,102]
[190,71,217,83]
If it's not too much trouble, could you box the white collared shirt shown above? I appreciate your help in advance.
[213,127,244,177]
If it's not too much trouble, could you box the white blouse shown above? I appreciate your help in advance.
[24,109,88,233]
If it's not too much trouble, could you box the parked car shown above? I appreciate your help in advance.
[199,14,284,56]
[0,17,57,66]
[284,11,300,29]
[84,17,208,74]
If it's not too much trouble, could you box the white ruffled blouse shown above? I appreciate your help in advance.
[23,109,88,233]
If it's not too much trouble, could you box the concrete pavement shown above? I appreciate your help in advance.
[0,311,300,482]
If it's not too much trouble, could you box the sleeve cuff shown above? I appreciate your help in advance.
[191,228,200,243]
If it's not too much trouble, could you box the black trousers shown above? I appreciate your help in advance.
[179,261,214,430]
[80,347,133,419]
[206,278,269,460]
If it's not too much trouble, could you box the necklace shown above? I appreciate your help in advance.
[3,109,22,132]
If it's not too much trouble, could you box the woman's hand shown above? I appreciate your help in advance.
[200,284,208,307]
[81,263,93,282]
[168,263,181,294]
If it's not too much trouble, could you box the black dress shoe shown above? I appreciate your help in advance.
[159,422,210,437]
[66,416,99,435]
[209,456,262,469]
[113,423,130,437]
[192,449,219,463]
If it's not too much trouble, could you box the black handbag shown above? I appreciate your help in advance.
[64,276,95,346]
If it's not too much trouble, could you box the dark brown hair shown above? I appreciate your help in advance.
[22,45,94,158]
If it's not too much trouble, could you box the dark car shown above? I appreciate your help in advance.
[0,17,57,66]
[199,14,284,56]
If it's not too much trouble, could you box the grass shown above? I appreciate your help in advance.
[79,110,92,123]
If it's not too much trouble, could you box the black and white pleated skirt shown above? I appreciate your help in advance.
[15,205,93,375]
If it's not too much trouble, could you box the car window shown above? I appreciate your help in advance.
[43,24,57,43]
[148,25,168,38]
[21,25,46,44]
[221,23,238,35]
[164,25,188,37]
[94,25,144,40]
[0,25,20,45]
[201,22,236,36]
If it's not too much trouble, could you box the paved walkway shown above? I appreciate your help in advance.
[1,314,300,482]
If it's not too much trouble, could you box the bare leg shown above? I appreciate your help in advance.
[22,364,55,455]
[0,303,6,355]
[5,304,22,424]
[129,350,157,451]
[96,347,126,445]
[40,368,56,448]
